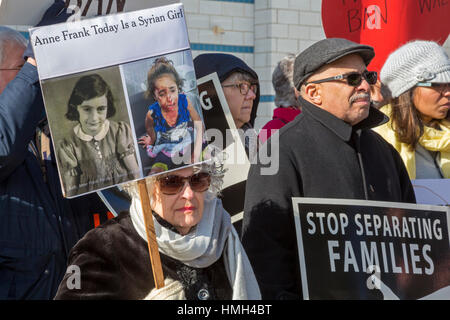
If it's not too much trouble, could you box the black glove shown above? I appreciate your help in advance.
[23,0,74,60]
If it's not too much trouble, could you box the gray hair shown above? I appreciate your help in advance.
[0,26,27,65]
[272,53,301,108]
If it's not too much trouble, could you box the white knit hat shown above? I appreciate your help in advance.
[380,40,450,98]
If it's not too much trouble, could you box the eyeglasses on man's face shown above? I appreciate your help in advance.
[304,70,378,87]
[416,82,450,94]
[222,81,258,95]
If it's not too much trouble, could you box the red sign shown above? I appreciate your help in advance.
[322,0,450,74]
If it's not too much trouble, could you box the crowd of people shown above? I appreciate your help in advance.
[1,1,449,300]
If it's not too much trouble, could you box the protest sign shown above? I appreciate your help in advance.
[197,72,251,229]
[0,0,178,26]
[412,179,450,206]
[293,198,450,300]
[30,3,205,198]
[321,0,450,74]
[97,185,130,216]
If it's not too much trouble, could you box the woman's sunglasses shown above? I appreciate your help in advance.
[304,70,378,87]
[157,172,211,195]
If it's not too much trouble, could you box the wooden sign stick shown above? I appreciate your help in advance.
[137,179,165,289]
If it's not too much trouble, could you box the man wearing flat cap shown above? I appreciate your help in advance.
[242,38,416,299]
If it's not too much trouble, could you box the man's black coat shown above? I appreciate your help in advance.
[242,98,416,299]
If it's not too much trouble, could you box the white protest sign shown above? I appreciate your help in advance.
[0,0,178,26]
[412,179,450,206]
[30,4,189,79]
[31,4,205,198]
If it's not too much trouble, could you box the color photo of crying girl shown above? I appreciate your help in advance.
[136,57,204,175]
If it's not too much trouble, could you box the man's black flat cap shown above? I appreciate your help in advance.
[293,38,375,89]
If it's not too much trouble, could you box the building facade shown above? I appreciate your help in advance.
[8,0,450,130]
[184,0,450,130]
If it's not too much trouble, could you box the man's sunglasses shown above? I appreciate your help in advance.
[304,71,378,87]
[157,172,211,195]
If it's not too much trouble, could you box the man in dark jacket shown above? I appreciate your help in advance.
[0,3,109,300]
[241,38,416,300]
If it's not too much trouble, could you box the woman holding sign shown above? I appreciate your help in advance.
[54,159,260,300]
[58,73,140,196]
[138,57,204,174]
[374,41,450,179]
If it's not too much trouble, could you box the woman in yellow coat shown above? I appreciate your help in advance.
[374,40,450,179]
